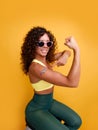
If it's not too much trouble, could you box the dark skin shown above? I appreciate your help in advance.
[28,34,80,95]
[29,50,71,94]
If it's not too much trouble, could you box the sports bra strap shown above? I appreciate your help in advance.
[32,59,46,67]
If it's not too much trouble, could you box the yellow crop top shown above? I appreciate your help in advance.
[31,59,54,91]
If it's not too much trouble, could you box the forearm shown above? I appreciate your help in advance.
[54,50,71,60]
[67,48,80,87]
[54,50,66,60]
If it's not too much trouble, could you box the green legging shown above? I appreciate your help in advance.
[25,93,82,130]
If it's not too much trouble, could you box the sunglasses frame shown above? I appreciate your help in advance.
[36,41,53,47]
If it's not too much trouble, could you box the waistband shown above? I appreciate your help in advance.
[33,93,53,105]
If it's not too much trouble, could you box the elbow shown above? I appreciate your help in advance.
[66,80,79,88]
[71,83,79,88]
[71,81,79,88]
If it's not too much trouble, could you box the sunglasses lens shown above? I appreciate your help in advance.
[47,42,52,47]
[38,42,44,47]
[37,41,53,47]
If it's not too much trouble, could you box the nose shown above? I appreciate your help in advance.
[43,42,48,47]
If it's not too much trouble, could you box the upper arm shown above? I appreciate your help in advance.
[30,63,75,87]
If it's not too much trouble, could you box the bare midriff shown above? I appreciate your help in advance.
[34,87,54,95]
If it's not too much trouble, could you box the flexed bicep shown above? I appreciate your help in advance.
[30,63,74,87]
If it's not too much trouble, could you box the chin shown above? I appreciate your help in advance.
[41,54,47,57]
[41,53,48,57]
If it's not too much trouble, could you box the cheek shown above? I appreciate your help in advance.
[35,47,40,52]
[35,47,43,55]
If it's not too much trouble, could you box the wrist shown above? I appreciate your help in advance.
[63,50,71,57]
[73,47,80,59]
[73,46,80,53]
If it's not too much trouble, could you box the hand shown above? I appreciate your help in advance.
[64,36,79,50]
[54,50,71,67]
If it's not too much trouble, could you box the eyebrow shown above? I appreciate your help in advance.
[39,40,50,42]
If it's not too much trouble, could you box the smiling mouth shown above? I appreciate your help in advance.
[42,50,47,53]
[41,49,49,53]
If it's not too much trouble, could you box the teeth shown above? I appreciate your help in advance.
[41,50,47,53]
[42,51,47,52]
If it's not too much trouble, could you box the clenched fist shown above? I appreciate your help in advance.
[65,36,79,50]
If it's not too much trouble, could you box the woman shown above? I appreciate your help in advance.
[21,26,82,130]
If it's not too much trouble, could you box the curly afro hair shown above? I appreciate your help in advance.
[20,26,57,74]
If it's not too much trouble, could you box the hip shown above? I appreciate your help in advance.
[25,92,54,114]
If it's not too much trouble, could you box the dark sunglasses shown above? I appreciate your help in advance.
[36,41,53,47]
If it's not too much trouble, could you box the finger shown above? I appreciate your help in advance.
[65,36,72,42]
[65,38,70,43]
[64,40,71,46]
[64,41,71,47]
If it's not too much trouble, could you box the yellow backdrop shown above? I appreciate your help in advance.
[0,0,98,130]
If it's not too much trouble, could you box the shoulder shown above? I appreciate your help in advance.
[29,62,47,76]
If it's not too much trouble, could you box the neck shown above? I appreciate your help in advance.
[35,56,46,63]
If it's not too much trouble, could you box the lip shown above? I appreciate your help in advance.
[41,48,48,52]
[41,50,48,52]
[41,49,49,55]
[41,50,48,53]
